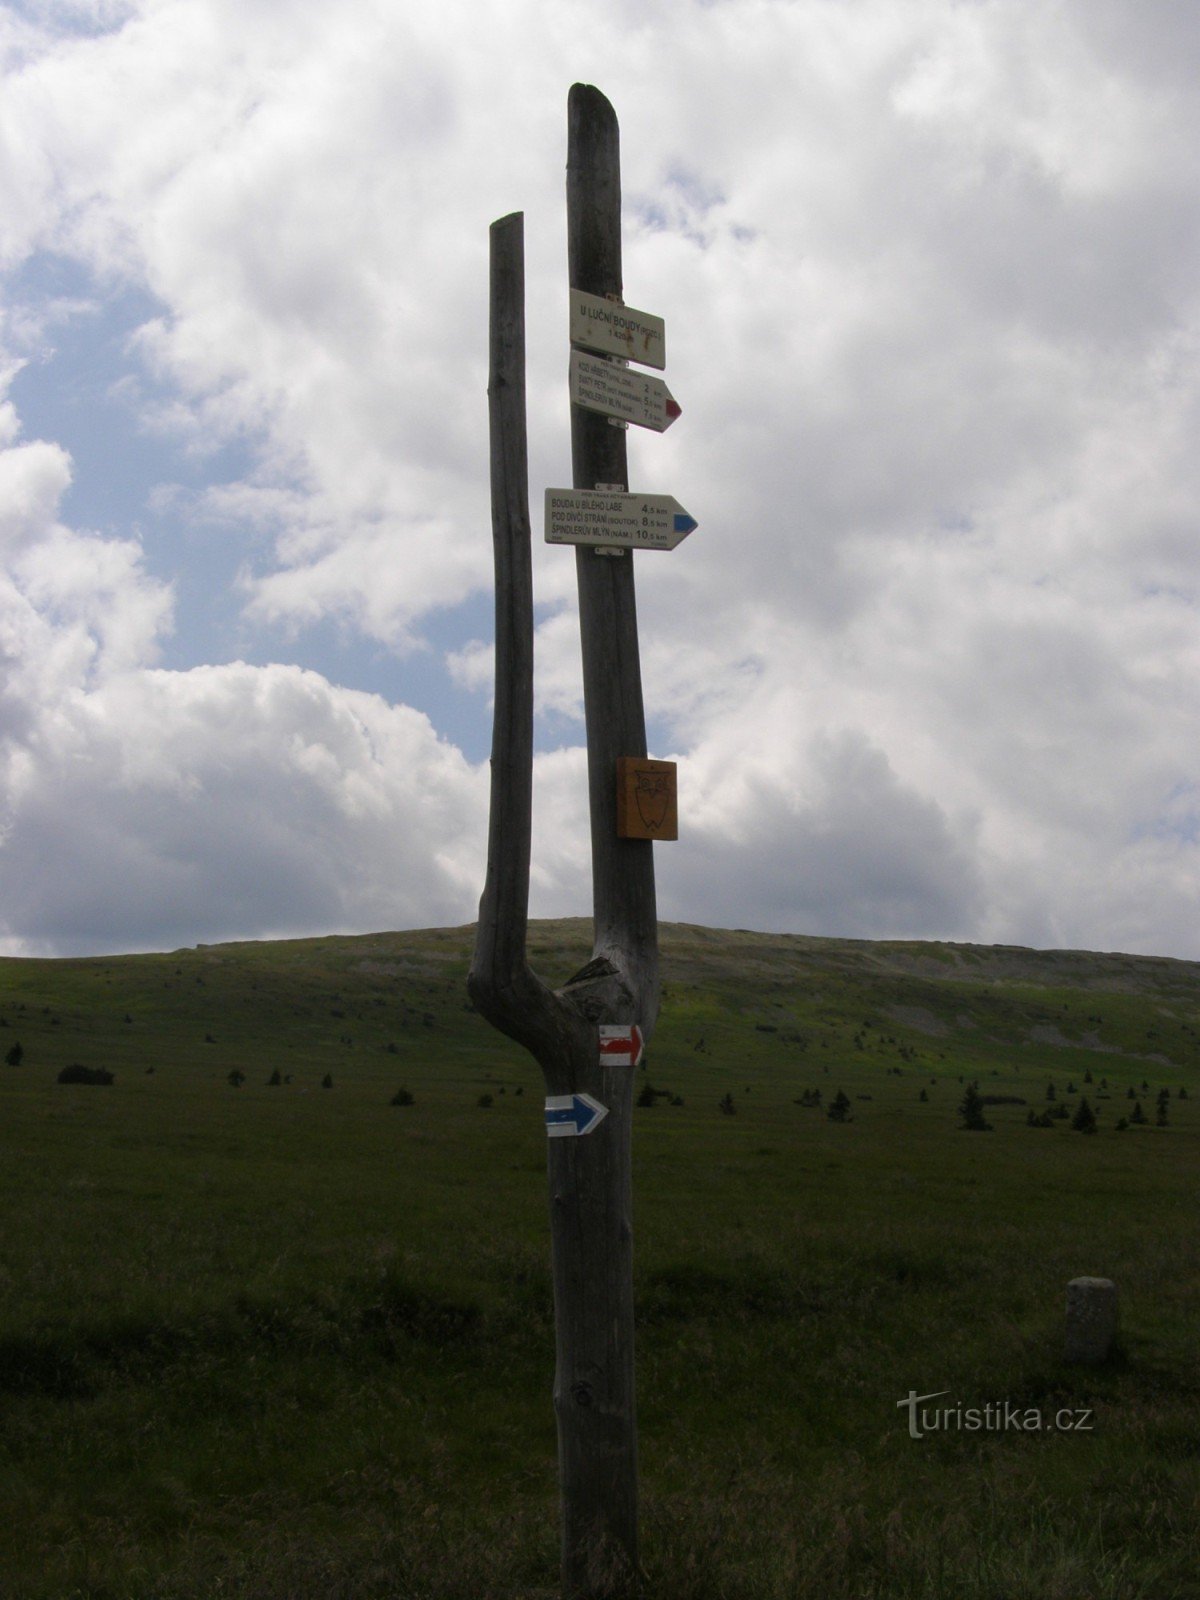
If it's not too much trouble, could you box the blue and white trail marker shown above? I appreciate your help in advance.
[545,1093,609,1138]
[545,488,697,551]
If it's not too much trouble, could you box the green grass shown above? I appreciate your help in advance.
[2,921,1199,1597]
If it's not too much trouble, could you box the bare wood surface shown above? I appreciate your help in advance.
[569,82,661,1043]
[468,213,562,1064]
[469,87,656,1596]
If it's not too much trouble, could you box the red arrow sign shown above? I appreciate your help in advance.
[599,1024,644,1067]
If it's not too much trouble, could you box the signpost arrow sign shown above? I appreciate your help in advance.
[570,288,665,369]
[570,351,681,433]
[545,488,697,551]
[545,1093,610,1138]
[599,1023,644,1067]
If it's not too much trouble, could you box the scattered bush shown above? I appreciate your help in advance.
[718,1092,737,1116]
[267,1069,282,1086]
[391,1087,414,1106]
[57,1064,113,1086]
[478,1093,493,1109]
[4,1041,23,1067]
[228,1069,245,1088]
[321,1074,333,1089]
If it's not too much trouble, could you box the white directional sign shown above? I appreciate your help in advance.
[545,489,697,551]
[570,351,681,433]
[569,289,665,369]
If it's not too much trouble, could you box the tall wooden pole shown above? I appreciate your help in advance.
[470,85,656,1599]
[569,87,660,1017]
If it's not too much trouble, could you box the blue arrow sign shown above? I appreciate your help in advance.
[545,1093,609,1138]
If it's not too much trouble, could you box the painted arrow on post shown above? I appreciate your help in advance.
[599,1023,644,1067]
[570,351,681,433]
[545,488,697,551]
[545,1093,610,1138]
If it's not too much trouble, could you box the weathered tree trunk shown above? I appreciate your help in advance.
[470,83,656,1598]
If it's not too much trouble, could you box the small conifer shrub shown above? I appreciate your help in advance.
[1071,1097,1097,1134]
[827,1090,852,1123]
[958,1082,992,1131]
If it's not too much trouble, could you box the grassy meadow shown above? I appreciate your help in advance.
[1,919,1198,1599]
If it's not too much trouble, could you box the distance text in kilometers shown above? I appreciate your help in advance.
[544,488,698,551]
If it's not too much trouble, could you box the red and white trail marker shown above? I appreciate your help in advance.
[599,1023,644,1067]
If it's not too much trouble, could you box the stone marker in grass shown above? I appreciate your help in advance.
[1065,1277,1118,1363]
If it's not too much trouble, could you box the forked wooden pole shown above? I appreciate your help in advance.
[471,115,654,1589]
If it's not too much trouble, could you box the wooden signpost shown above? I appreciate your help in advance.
[470,83,689,1599]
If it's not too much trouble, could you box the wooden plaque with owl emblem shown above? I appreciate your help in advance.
[616,757,678,841]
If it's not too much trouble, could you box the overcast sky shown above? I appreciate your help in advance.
[2,0,1199,961]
